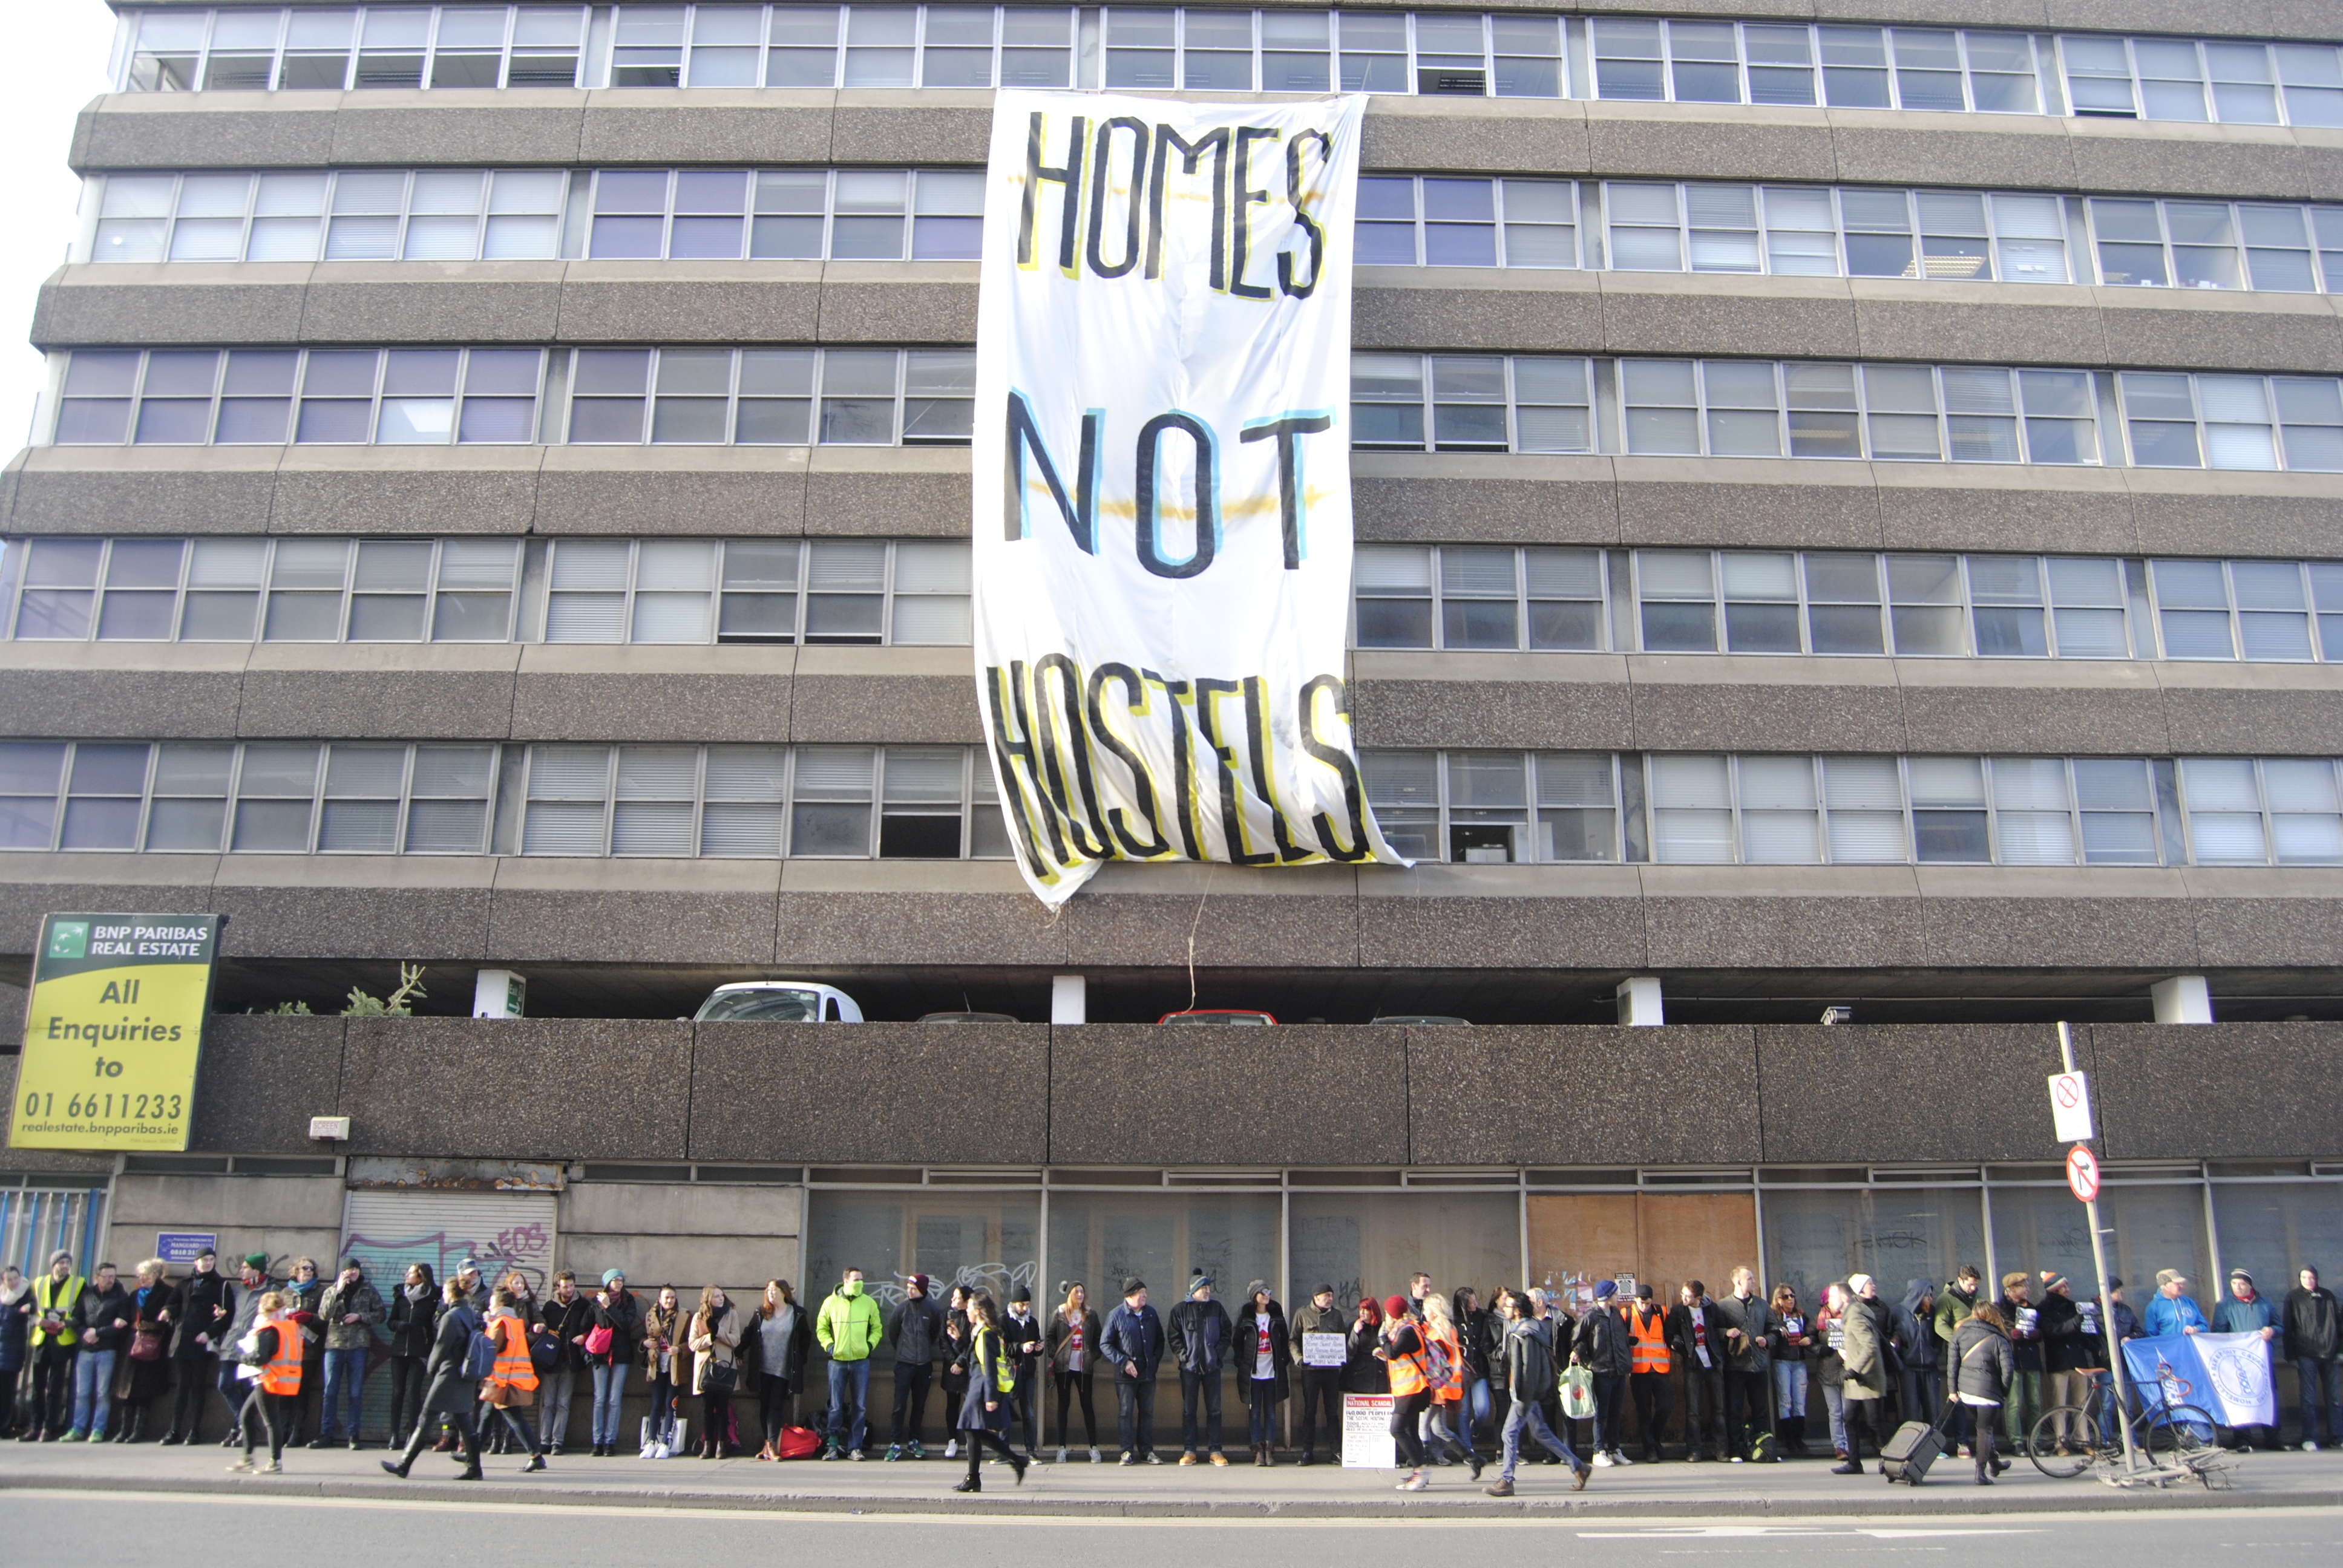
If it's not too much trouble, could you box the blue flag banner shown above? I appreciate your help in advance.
[2120,1331,2276,1426]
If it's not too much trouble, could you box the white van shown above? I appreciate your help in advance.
[690,982,864,1023]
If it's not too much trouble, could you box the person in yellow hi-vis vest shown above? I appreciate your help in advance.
[24,1250,84,1442]
[951,1292,1028,1494]
[480,1287,546,1472]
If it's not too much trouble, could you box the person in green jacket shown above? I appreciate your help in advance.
[1932,1265,1984,1455]
[815,1267,884,1460]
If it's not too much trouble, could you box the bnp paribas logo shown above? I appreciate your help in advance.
[45,921,88,961]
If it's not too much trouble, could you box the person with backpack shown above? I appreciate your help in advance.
[381,1278,485,1482]
[1483,1288,1589,1496]
[479,1287,545,1470]
[1100,1278,1165,1465]
[228,1291,299,1474]
[1047,1281,1104,1464]
[1168,1274,1233,1466]
[1422,1293,1474,1468]
[951,1292,1030,1493]
[688,1284,742,1459]
[815,1266,883,1460]
[1892,1279,1942,1444]
[1950,1302,2016,1485]
[1233,1281,1290,1466]
[1379,1292,1479,1490]
[1571,1279,1633,1466]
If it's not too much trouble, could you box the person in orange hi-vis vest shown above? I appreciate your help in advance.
[228,1292,301,1474]
[1627,1284,1676,1463]
[480,1287,546,1472]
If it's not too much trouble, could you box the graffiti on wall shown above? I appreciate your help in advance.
[343,1221,554,1301]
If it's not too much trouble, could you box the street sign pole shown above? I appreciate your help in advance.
[2057,1021,2138,1476]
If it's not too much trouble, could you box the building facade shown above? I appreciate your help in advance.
[4,1,2342,1439]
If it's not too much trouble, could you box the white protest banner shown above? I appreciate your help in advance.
[1342,1393,1395,1468]
[1302,1330,1346,1368]
[972,90,1403,905]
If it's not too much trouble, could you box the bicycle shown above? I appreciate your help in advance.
[2027,1374,2218,1480]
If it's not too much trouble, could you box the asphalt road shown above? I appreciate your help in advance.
[9,1491,2338,1566]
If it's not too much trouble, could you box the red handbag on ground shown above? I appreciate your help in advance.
[775,1426,822,1460]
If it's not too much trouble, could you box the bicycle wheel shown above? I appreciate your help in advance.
[2028,1406,2096,1478]
[2144,1403,2217,1459]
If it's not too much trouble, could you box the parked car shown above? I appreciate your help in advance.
[1157,1009,1277,1025]
[918,1010,1020,1023]
[1371,1014,1472,1025]
[691,982,864,1022]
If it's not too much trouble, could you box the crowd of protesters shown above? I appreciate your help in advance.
[4,1246,2338,1493]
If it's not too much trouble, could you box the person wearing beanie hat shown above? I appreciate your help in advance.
[1625,1284,1673,1464]
[585,1270,640,1457]
[1168,1274,1232,1465]
[1289,1282,1345,1465]
[1378,1291,1481,1489]
[1001,1284,1044,1459]
[1575,1279,1634,1467]
[2214,1267,2282,1449]
[884,1272,945,1461]
[1830,1276,1887,1475]
[1993,1271,2043,1454]
[1098,1279,1164,1464]
[1233,1281,1289,1466]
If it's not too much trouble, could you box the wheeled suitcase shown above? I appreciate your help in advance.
[1878,1420,1944,1485]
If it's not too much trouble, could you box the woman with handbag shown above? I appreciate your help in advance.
[1950,1302,2016,1485]
[940,1284,972,1460]
[384,1264,439,1450]
[951,1292,1029,1493]
[478,1287,546,1471]
[114,1260,174,1443]
[752,1279,811,1460]
[689,1284,743,1459]
[587,1270,640,1457]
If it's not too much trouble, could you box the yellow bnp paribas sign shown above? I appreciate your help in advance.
[10,913,223,1152]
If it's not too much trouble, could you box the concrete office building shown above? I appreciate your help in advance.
[2,2,2340,1440]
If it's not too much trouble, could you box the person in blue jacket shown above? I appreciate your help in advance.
[2145,1270,2210,1338]
[1099,1278,1165,1466]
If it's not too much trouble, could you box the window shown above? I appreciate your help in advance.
[1361,750,1618,863]
[1350,544,1607,653]
[2183,757,2343,865]
[53,348,542,447]
[2117,372,2341,471]
[557,347,969,446]
[537,537,968,645]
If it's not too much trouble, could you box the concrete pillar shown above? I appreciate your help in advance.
[1050,974,1087,1025]
[1616,975,1663,1027]
[472,969,526,1018]
[2151,975,2213,1024]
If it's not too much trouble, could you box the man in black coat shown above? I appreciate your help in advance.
[2286,1266,2341,1450]
[1666,1281,1729,1462]
[1168,1274,1233,1466]
[381,1281,485,1481]
[162,1249,233,1445]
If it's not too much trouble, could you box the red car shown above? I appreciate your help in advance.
[1156,1008,1277,1025]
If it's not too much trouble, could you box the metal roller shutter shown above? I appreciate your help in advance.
[339,1189,558,1299]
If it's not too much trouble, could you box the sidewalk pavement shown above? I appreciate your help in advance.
[4,1442,2338,1517]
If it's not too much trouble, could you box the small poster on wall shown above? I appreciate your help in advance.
[1342,1394,1395,1468]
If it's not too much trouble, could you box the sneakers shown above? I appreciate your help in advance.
[909,1441,926,1460]
[1591,1451,1613,1467]
[1178,1452,1199,1466]
[945,1439,960,1459]
[1208,1451,1230,1467]
[1610,1449,1633,1466]
[850,1449,867,1460]
[821,1444,841,1461]
[1729,1454,1745,1463]
[1119,1452,1137,1466]
[885,1444,903,1462]
[1397,1468,1429,1491]
[228,1456,254,1473]
[1484,1477,1515,1497]
[1055,1446,1067,1463]
[1144,1452,1164,1464]
[1089,1446,1103,1463]
[2304,1441,2323,1452]
[261,1460,281,1474]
